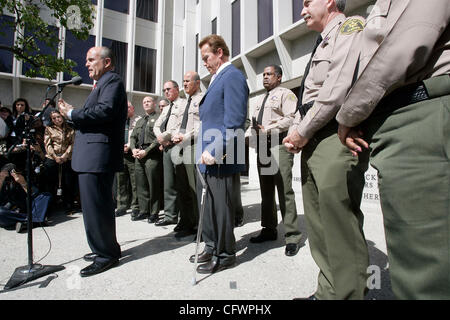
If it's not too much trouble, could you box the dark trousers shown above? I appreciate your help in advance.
[43,158,77,206]
[116,153,139,211]
[197,173,239,263]
[78,172,121,263]
[162,148,179,221]
[135,153,162,215]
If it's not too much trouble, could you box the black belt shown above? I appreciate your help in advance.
[374,81,430,116]
[257,130,288,146]
[298,101,315,118]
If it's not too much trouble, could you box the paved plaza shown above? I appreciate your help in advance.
[0,172,393,301]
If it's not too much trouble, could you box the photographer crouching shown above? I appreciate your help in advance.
[0,161,51,235]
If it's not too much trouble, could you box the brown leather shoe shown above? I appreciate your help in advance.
[189,251,213,263]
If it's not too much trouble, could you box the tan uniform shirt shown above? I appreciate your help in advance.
[153,96,187,141]
[246,86,298,138]
[181,90,203,146]
[336,0,450,127]
[294,14,365,139]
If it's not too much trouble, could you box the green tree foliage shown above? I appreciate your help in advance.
[0,0,95,80]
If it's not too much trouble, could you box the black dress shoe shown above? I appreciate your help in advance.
[293,295,318,300]
[175,228,196,238]
[189,251,213,263]
[131,209,139,219]
[174,223,185,232]
[115,208,127,217]
[80,259,119,277]
[235,217,244,227]
[148,214,159,223]
[83,253,98,262]
[155,219,177,226]
[285,243,300,256]
[131,212,149,221]
[197,259,236,274]
[249,228,277,243]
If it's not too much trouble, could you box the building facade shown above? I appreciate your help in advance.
[0,0,380,203]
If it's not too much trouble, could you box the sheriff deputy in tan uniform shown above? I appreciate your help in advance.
[171,71,203,238]
[283,0,369,300]
[153,80,186,226]
[336,0,450,300]
[245,65,302,257]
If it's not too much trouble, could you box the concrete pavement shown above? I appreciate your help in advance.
[0,178,394,300]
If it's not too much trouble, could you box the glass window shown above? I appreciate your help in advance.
[0,15,15,74]
[134,45,156,93]
[211,18,217,35]
[92,0,97,5]
[64,31,96,84]
[257,0,273,43]
[22,25,59,78]
[293,0,304,23]
[104,0,129,14]
[232,0,241,57]
[102,38,128,87]
[136,0,158,22]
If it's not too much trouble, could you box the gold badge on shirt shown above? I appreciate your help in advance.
[340,18,364,35]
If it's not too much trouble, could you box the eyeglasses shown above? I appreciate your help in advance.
[163,87,174,92]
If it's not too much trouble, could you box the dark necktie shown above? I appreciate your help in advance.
[180,97,192,133]
[297,35,323,106]
[257,92,270,125]
[161,102,174,132]
[138,116,149,148]
[124,118,130,144]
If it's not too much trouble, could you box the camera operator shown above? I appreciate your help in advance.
[0,104,13,168]
[0,163,51,232]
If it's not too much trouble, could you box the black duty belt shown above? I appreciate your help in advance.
[298,101,315,118]
[257,130,288,147]
[374,74,450,115]
[374,81,430,116]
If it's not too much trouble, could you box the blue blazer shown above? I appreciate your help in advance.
[197,64,249,176]
[71,71,127,173]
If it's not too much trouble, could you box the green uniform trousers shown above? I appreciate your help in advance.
[116,153,139,211]
[174,143,199,229]
[363,76,450,299]
[135,152,162,215]
[162,147,179,222]
[257,143,302,245]
[301,122,369,300]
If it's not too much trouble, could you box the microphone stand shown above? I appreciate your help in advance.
[4,98,65,291]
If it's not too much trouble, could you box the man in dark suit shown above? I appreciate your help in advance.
[58,46,127,277]
[188,35,248,274]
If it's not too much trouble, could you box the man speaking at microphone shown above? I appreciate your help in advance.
[58,46,127,277]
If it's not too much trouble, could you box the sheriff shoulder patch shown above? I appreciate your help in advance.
[340,18,364,35]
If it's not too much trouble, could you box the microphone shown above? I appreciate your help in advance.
[48,76,83,88]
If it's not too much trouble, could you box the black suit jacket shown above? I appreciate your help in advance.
[71,71,127,173]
